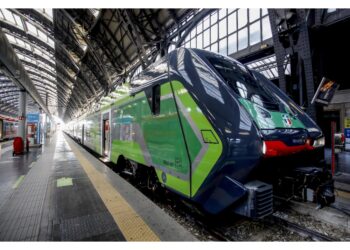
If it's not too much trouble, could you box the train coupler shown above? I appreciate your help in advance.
[274,166,335,207]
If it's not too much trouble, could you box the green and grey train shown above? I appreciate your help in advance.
[66,48,334,218]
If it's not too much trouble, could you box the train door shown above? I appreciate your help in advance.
[142,82,192,197]
[102,112,111,158]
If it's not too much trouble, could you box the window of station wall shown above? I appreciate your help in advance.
[169,9,272,56]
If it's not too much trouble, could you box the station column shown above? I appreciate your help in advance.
[18,89,27,142]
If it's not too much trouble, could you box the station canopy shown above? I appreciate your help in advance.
[0,9,210,121]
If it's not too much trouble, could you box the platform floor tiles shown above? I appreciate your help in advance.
[0,132,196,241]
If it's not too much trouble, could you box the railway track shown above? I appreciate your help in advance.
[264,214,338,241]
[146,191,337,241]
[114,164,340,241]
[192,214,338,241]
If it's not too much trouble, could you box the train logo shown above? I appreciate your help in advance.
[282,114,292,127]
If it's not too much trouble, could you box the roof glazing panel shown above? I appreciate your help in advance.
[35,8,53,21]
[0,8,58,115]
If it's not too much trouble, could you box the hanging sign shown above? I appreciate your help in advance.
[311,77,339,105]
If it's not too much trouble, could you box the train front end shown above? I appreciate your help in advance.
[193,50,335,218]
[237,71,334,210]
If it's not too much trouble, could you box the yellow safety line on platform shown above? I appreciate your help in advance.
[66,137,160,241]
[12,175,25,189]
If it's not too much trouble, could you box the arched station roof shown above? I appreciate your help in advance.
[0,8,212,121]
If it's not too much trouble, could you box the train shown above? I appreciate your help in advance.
[0,115,18,141]
[65,48,335,218]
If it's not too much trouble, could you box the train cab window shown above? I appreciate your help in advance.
[207,55,280,111]
[145,85,161,115]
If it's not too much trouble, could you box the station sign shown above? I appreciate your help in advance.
[27,113,40,123]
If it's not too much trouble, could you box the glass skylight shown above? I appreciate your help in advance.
[246,54,281,80]
[13,14,23,29]
[2,9,15,23]
[35,9,53,21]
[1,9,58,113]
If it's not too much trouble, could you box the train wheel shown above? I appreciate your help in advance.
[114,155,126,173]
[147,167,160,192]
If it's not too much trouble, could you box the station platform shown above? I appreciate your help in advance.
[325,148,350,193]
[325,148,350,175]
[0,131,196,241]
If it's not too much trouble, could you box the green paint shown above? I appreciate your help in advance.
[144,93,190,175]
[160,82,173,96]
[108,83,192,196]
[171,81,223,195]
[111,140,146,165]
[57,177,73,188]
[155,169,190,195]
[83,80,223,197]
[239,98,306,129]
[178,112,202,165]
[201,130,218,143]
[12,175,25,189]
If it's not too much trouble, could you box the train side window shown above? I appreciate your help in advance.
[145,88,153,112]
[152,85,161,115]
[144,85,161,115]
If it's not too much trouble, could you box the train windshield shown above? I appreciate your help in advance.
[208,56,280,111]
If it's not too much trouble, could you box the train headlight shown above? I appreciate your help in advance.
[262,141,267,154]
[313,137,325,148]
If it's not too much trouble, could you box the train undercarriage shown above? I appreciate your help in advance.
[249,149,336,216]
[117,152,335,219]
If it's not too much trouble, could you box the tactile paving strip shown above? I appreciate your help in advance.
[67,136,160,241]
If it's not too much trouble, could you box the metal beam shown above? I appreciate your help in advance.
[117,9,150,69]
[61,10,112,89]
[0,28,51,116]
